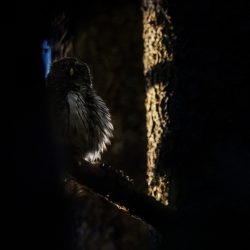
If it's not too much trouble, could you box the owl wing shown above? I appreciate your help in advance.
[84,95,113,162]
[67,92,89,151]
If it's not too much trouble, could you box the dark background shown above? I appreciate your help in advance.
[15,0,250,249]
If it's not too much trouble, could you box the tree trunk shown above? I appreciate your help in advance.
[142,0,174,205]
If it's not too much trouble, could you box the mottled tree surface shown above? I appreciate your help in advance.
[142,0,174,206]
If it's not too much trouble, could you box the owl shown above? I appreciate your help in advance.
[46,57,113,163]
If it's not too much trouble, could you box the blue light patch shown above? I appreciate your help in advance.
[41,40,51,78]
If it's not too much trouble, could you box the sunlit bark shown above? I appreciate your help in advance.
[142,0,174,205]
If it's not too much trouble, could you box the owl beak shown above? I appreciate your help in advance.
[70,68,74,76]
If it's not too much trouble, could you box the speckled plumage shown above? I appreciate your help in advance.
[46,57,113,162]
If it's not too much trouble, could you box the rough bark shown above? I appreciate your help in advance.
[142,0,174,205]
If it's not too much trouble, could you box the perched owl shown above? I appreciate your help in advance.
[46,57,113,163]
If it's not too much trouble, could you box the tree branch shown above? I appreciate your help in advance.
[68,161,177,231]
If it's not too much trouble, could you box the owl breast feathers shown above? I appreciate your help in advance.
[46,57,113,162]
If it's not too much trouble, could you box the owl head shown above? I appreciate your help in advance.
[46,57,93,93]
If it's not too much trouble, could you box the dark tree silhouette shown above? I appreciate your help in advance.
[16,1,250,250]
